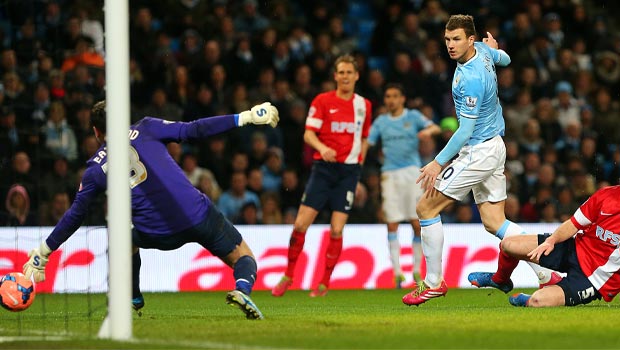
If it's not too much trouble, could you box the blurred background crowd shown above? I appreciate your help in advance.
[0,0,619,227]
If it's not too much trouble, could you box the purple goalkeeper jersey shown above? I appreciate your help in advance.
[46,115,238,250]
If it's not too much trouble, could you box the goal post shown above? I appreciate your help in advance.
[99,0,132,340]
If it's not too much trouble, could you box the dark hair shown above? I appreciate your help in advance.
[91,100,106,134]
[384,83,405,96]
[445,14,477,38]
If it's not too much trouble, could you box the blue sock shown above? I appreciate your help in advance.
[132,251,142,299]
[234,255,257,295]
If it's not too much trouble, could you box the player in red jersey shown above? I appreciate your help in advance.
[272,54,372,297]
[472,185,620,307]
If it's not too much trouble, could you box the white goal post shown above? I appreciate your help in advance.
[98,0,132,341]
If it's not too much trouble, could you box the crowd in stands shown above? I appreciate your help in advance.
[0,0,619,226]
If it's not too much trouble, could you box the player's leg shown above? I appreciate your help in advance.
[273,164,329,296]
[408,166,424,284]
[473,139,558,286]
[478,201,559,286]
[387,222,404,288]
[131,245,144,310]
[382,169,405,287]
[310,210,348,297]
[416,182,457,288]
[310,163,360,297]
[410,219,423,284]
[402,191,453,305]
[194,205,263,319]
[509,235,601,307]
[221,241,264,319]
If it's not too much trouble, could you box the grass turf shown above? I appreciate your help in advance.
[1,288,619,349]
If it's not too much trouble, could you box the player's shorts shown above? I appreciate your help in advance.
[381,165,423,222]
[434,135,507,204]
[302,161,361,213]
[132,205,242,258]
[538,233,602,306]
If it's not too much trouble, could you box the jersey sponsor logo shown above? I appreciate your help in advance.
[465,96,477,109]
[595,225,620,246]
[331,121,358,133]
[329,108,339,114]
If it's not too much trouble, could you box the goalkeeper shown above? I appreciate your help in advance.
[23,100,279,320]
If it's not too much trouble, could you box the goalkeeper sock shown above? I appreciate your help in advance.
[420,216,444,288]
[132,251,142,298]
[320,236,343,287]
[498,220,553,283]
[234,255,257,295]
[388,231,402,276]
[285,230,306,278]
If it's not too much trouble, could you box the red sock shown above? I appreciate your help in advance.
[320,236,343,287]
[285,230,306,278]
[492,246,519,284]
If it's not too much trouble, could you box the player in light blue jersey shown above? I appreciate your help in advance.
[403,15,559,306]
[368,84,440,288]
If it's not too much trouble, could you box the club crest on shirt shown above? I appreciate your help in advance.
[403,121,412,129]
[465,96,477,109]
[357,108,365,117]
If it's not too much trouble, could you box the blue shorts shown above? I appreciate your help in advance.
[538,233,602,306]
[302,161,361,213]
[132,205,242,258]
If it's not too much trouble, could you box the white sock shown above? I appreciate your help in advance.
[388,231,402,276]
[412,236,423,276]
[420,216,444,288]
[502,220,553,283]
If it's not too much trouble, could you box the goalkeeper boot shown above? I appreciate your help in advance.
[309,284,328,297]
[226,290,264,320]
[271,276,293,297]
[539,272,562,288]
[509,293,531,307]
[468,272,513,293]
[402,280,447,306]
[132,294,145,311]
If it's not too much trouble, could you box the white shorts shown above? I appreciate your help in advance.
[434,135,507,204]
[381,165,423,223]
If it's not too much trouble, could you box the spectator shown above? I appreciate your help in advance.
[39,191,70,226]
[247,167,264,197]
[43,101,78,163]
[261,147,284,192]
[181,153,208,187]
[41,156,76,203]
[217,171,261,222]
[196,170,222,203]
[2,184,37,226]
[260,191,283,225]
[235,201,261,225]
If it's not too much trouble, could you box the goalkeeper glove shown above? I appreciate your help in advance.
[23,241,52,283]
[238,102,279,128]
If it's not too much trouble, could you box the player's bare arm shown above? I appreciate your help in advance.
[304,129,336,162]
[417,124,441,141]
[528,219,579,262]
[360,138,369,165]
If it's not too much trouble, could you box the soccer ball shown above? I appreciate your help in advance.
[0,272,36,312]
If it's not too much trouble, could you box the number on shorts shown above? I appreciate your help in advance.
[578,286,595,301]
[442,166,455,180]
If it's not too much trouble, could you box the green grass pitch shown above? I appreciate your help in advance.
[1,288,619,349]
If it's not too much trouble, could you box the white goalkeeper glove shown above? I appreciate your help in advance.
[23,241,52,283]
[238,102,279,128]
